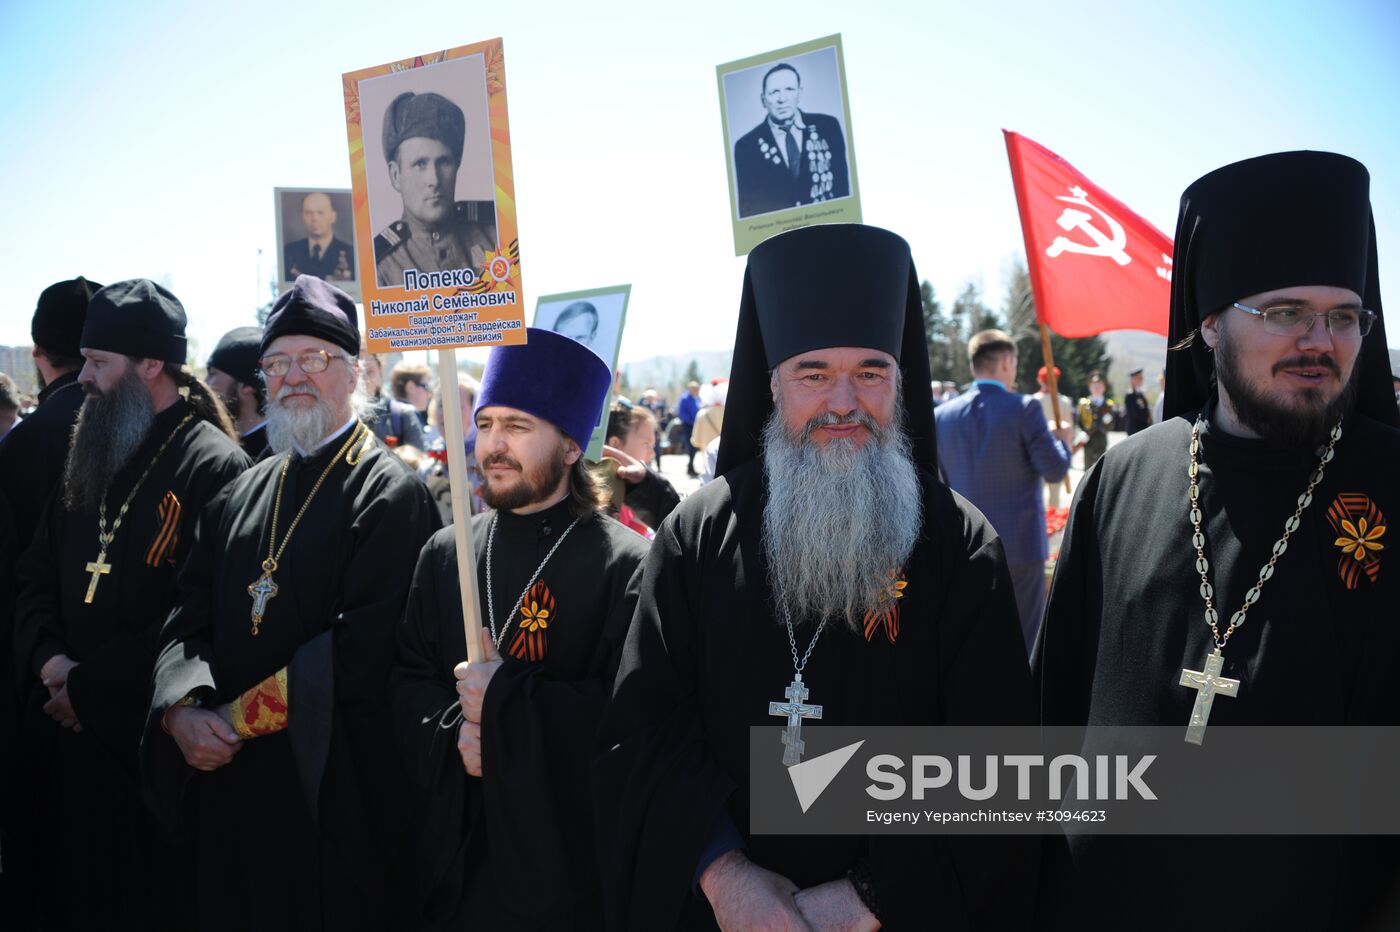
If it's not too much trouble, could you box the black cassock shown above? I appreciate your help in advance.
[595,460,1039,930]
[142,423,438,930]
[1034,406,1400,927]
[392,500,649,929]
[12,400,249,928]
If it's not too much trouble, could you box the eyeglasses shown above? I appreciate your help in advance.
[258,350,349,377]
[1231,302,1376,338]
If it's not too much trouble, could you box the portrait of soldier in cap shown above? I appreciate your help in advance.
[371,89,498,288]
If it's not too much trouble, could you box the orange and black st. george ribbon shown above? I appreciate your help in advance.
[509,580,555,662]
[145,491,182,567]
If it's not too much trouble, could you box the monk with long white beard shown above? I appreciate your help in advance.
[596,224,1038,931]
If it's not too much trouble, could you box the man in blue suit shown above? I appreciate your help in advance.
[935,330,1074,651]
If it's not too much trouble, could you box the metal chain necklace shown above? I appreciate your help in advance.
[767,606,828,766]
[484,510,582,651]
[84,411,196,604]
[1178,415,1341,744]
[247,421,371,636]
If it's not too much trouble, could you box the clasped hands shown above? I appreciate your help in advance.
[453,630,503,777]
[700,850,880,931]
[166,701,242,772]
[39,653,82,732]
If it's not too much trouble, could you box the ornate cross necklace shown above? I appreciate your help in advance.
[85,412,195,604]
[483,509,581,651]
[1179,415,1340,744]
[247,421,369,636]
[768,607,827,766]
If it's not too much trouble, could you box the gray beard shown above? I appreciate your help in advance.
[265,384,341,455]
[761,400,923,634]
[63,368,156,512]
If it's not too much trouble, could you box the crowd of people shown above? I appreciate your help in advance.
[1,148,1398,930]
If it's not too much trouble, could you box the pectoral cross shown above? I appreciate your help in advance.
[1179,649,1240,745]
[84,551,112,604]
[768,673,823,766]
[247,573,279,636]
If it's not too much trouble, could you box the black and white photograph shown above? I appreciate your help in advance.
[274,187,358,291]
[357,52,499,289]
[720,42,853,221]
[534,286,629,373]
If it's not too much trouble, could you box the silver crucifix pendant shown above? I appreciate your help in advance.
[1179,649,1240,745]
[768,673,823,766]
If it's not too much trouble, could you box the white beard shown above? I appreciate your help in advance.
[761,397,922,633]
[265,384,340,455]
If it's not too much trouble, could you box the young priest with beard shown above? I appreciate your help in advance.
[13,279,250,929]
[1035,152,1400,927]
[143,276,439,930]
[391,328,650,929]
[595,225,1038,930]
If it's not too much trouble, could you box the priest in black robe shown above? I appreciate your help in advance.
[205,325,270,459]
[13,279,250,929]
[0,275,98,922]
[392,327,650,928]
[142,276,439,930]
[1035,152,1400,927]
[596,224,1038,930]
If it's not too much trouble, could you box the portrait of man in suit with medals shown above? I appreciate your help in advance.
[732,62,850,219]
[275,188,358,292]
[718,36,862,255]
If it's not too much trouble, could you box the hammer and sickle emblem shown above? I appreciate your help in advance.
[1045,186,1131,266]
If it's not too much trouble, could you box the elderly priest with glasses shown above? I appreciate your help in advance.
[142,276,439,930]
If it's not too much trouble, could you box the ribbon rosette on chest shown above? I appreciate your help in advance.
[1327,492,1386,589]
[508,580,555,662]
[863,569,908,644]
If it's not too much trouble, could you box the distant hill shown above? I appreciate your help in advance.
[621,349,734,401]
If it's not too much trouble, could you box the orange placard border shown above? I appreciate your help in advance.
[343,38,525,353]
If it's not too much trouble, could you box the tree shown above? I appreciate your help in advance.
[920,280,955,383]
[682,359,702,387]
[1002,259,1112,400]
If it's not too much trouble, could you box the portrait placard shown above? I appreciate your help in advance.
[532,285,631,460]
[343,39,524,353]
[274,187,360,300]
[717,35,862,256]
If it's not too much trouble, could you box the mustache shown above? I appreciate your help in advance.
[799,408,882,442]
[481,453,520,470]
[1273,354,1340,377]
[276,384,319,402]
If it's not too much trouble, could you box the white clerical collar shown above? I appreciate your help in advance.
[242,420,267,439]
[295,414,357,458]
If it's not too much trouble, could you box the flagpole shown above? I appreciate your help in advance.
[438,348,485,663]
[1037,322,1074,496]
[1005,129,1075,498]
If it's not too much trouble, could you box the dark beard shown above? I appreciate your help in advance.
[62,368,156,512]
[1215,328,1359,450]
[480,448,569,511]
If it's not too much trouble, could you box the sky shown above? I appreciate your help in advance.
[2,0,1398,371]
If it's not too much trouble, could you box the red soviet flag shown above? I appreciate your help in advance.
[1004,130,1173,337]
